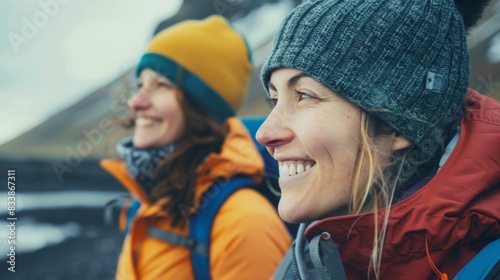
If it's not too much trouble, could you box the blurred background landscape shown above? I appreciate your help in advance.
[0,0,499,279]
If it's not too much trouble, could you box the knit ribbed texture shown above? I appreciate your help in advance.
[262,0,470,154]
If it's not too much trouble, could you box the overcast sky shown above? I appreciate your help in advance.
[0,0,182,145]
[1,0,499,146]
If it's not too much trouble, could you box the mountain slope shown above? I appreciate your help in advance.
[1,0,498,160]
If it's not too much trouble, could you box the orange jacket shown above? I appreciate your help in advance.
[101,118,291,280]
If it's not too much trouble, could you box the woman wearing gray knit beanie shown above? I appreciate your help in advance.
[256,0,500,279]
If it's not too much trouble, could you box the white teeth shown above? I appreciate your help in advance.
[297,164,304,174]
[279,162,312,177]
[135,118,154,126]
[282,164,289,177]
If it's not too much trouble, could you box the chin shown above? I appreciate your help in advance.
[278,201,315,224]
[132,137,154,149]
[133,143,150,149]
[278,198,347,224]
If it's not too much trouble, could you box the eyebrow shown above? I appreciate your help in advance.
[268,72,311,92]
[138,72,172,84]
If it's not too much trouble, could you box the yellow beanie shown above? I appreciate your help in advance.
[136,15,253,122]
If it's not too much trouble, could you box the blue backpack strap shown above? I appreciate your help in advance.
[189,175,256,280]
[104,195,141,233]
[125,198,141,233]
[147,226,208,256]
[241,116,279,178]
[453,238,500,280]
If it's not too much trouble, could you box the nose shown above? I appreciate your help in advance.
[128,88,151,111]
[256,111,294,152]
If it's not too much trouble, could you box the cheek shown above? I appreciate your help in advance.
[157,100,182,118]
[159,97,184,120]
[304,113,359,204]
[164,108,185,136]
[155,96,185,136]
[317,124,359,183]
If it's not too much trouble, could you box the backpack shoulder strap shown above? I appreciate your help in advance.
[273,241,299,280]
[189,175,256,280]
[122,176,255,279]
[453,238,500,280]
[125,198,141,233]
[241,116,279,177]
[104,195,141,233]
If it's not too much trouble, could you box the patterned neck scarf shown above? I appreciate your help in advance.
[116,138,175,191]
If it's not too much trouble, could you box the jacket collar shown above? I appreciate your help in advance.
[100,117,264,218]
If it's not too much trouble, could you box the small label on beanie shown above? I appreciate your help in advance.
[426,72,443,92]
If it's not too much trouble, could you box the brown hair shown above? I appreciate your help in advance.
[150,90,229,227]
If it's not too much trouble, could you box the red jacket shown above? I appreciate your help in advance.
[305,89,500,279]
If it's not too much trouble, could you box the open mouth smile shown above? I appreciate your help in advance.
[278,161,316,177]
[135,117,162,127]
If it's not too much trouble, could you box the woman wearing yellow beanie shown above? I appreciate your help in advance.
[101,16,291,279]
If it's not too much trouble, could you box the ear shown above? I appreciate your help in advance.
[392,134,411,151]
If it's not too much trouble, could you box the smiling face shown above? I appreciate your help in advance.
[256,67,414,223]
[256,68,363,222]
[128,68,186,149]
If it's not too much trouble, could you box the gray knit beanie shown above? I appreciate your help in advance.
[262,0,470,154]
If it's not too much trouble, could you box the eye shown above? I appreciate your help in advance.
[265,97,277,109]
[136,83,143,90]
[296,90,314,102]
[157,80,174,89]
